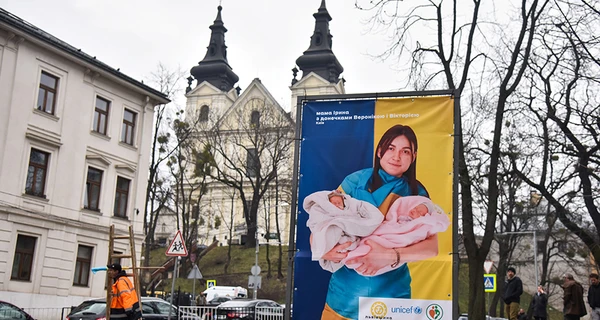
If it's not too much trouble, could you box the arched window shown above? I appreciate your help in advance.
[250,111,260,128]
[199,105,209,122]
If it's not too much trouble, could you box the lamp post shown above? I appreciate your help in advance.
[252,227,259,299]
[500,231,538,286]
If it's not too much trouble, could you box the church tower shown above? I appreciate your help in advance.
[290,0,345,113]
[185,5,239,122]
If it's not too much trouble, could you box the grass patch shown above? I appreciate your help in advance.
[150,244,290,303]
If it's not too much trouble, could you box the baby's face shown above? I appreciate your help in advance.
[329,196,345,209]
[408,204,429,219]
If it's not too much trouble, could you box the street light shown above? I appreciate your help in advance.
[499,231,539,286]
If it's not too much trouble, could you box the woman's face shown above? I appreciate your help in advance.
[378,135,415,177]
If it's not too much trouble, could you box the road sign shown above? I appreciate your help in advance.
[251,265,261,276]
[484,260,494,273]
[484,274,496,292]
[166,230,188,257]
[206,279,216,288]
[187,265,203,279]
[248,275,262,289]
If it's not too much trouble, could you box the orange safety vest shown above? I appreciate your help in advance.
[110,273,141,319]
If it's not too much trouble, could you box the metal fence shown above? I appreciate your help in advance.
[179,305,217,319]
[179,306,283,320]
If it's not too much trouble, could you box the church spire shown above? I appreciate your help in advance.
[295,0,344,83]
[190,5,239,92]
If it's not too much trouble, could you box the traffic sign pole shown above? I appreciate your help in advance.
[168,257,180,320]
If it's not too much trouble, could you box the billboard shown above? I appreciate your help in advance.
[293,96,455,320]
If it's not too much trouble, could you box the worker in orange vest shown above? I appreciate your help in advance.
[107,263,141,320]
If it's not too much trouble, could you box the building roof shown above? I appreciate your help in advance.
[295,0,344,84]
[0,8,170,104]
[190,5,239,92]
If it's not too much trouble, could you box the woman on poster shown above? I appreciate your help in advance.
[314,124,440,320]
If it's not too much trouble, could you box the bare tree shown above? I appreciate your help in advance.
[508,0,600,270]
[201,98,294,248]
[354,1,548,317]
[167,113,212,275]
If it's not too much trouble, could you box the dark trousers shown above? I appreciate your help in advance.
[564,315,580,320]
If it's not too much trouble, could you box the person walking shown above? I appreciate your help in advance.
[503,267,524,320]
[588,273,600,320]
[563,273,587,320]
[107,263,142,320]
[532,285,548,320]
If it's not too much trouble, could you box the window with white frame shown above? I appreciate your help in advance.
[73,245,93,286]
[37,71,59,115]
[93,97,110,135]
[25,148,50,197]
[114,176,131,218]
[84,167,103,211]
[121,109,136,145]
[11,235,37,281]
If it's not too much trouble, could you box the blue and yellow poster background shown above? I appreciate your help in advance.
[293,96,454,320]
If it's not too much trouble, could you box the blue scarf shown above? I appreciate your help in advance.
[340,168,418,206]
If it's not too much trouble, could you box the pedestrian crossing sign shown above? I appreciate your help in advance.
[484,274,496,292]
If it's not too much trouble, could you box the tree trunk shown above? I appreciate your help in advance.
[468,257,487,319]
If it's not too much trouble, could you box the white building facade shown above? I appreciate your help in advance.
[177,1,345,248]
[0,8,169,309]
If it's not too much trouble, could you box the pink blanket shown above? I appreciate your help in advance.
[343,195,450,276]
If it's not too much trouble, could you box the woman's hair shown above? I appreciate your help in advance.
[371,124,420,194]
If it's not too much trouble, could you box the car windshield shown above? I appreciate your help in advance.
[153,301,177,315]
[219,300,256,307]
[0,303,28,320]
[69,301,105,316]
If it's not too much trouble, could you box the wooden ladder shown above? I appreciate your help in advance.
[106,224,142,320]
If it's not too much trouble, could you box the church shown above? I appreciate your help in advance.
[176,0,346,249]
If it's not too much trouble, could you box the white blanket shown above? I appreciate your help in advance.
[304,190,383,272]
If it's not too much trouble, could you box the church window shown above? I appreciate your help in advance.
[250,111,260,129]
[199,105,209,122]
[246,148,259,177]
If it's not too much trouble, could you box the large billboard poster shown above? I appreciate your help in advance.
[293,96,454,320]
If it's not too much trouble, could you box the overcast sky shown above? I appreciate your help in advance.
[0,0,410,111]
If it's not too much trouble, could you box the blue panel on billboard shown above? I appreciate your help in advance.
[294,100,375,320]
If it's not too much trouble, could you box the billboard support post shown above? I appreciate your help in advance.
[452,90,461,320]
[283,96,305,320]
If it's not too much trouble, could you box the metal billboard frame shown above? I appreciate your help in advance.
[284,89,459,320]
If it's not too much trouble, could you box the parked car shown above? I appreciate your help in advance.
[0,300,35,320]
[208,296,233,306]
[66,297,200,320]
[215,299,282,320]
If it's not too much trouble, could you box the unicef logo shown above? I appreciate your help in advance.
[414,306,423,314]
[370,301,388,318]
[426,304,444,320]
